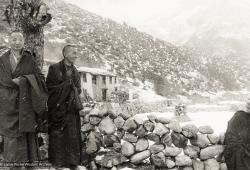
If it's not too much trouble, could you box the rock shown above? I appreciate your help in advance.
[123,133,138,143]
[171,132,188,148]
[220,163,228,170]
[199,126,214,134]
[95,150,128,168]
[99,117,116,135]
[184,145,200,159]
[114,116,125,129]
[81,123,95,133]
[89,108,99,116]
[175,155,192,167]
[192,159,204,170]
[86,132,99,154]
[150,152,166,167]
[153,123,170,137]
[130,150,151,164]
[161,133,172,146]
[190,134,210,148]
[82,114,90,124]
[204,159,220,170]
[181,167,193,170]
[89,115,102,125]
[143,120,155,132]
[97,103,109,117]
[146,133,160,143]
[103,135,120,147]
[156,117,170,124]
[106,102,116,118]
[123,118,138,132]
[200,145,225,160]
[147,114,157,122]
[113,143,122,152]
[136,138,149,152]
[119,112,131,120]
[135,125,148,137]
[219,133,225,144]
[116,129,125,140]
[149,144,165,154]
[166,159,176,168]
[207,134,220,144]
[121,141,135,157]
[169,121,182,133]
[163,146,182,156]
[133,116,144,125]
[182,124,198,138]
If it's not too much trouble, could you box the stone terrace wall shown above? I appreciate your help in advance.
[0,102,227,170]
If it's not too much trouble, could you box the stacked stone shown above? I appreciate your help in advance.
[80,103,227,170]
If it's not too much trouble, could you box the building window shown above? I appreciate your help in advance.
[109,76,112,84]
[103,76,106,85]
[92,75,97,84]
[115,77,117,84]
[82,73,87,82]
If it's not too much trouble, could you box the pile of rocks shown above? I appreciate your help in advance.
[80,102,227,170]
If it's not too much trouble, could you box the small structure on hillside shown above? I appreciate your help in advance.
[43,59,119,102]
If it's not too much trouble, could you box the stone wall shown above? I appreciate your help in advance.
[0,102,227,170]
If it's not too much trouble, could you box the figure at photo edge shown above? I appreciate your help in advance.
[224,99,250,170]
[0,31,48,168]
[46,44,83,170]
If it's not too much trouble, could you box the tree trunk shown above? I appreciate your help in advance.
[4,0,51,69]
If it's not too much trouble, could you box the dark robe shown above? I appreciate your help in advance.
[224,111,250,170]
[0,49,47,162]
[46,59,83,167]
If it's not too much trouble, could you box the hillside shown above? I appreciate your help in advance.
[1,0,250,96]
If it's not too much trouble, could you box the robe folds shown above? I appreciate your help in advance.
[46,60,83,167]
[224,111,250,170]
[0,49,47,162]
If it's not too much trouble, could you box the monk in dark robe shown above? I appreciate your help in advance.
[224,102,250,170]
[46,45,83,170]
[0,31,47,167]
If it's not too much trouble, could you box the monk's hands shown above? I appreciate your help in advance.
[12,77,20,86]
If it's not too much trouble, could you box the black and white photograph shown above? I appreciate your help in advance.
[0,0,250,169]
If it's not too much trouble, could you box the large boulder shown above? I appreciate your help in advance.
[184,145,200,159]
[114,116,125,129]
[123,118,138,132]
[182,124,198,138]
[121,141,135,157]
[175,155,192,166]
[95,150,128,168]
[192,159,204,170]
[135,125,148,137]
[204,159,220,170]
[150,152,166,167]
[171,132,188,148]
[135,138,149,152]
[86,132,99,154]
[99,117,116,135]
[207,134,220,144]
[149,144,165,154]
[198,126,214,134]
[163,146,182,156]
[200,145,225,160]
[130,150,151,164]
[148,114,158,122]
[143,120,155,132]
[169,121,182,133]
[190,134,210,148]
[153,123,170,137]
